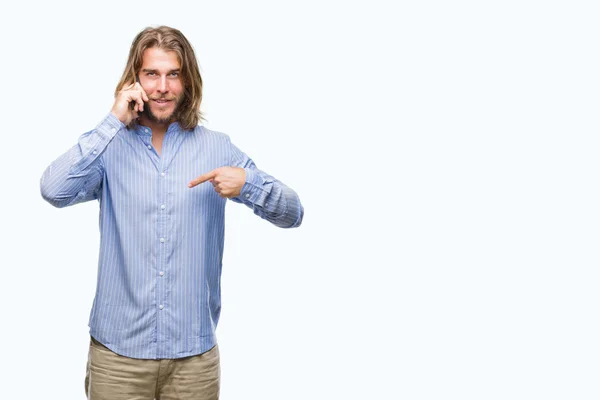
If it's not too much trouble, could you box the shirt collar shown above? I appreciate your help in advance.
[131,121,183,136]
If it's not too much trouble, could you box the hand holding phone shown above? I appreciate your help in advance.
[111,78,149,125]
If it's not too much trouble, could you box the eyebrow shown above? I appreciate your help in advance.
[141,69,180,74]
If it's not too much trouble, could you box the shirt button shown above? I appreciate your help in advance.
[244,193,250,199]
[265,202,269,207]
[92,150,98,155]
[160,238,165,243]
[161,172,166,177]
[111,128,116,133]
[147,145,152,149]
[159,271,164,276]
[160,204,166,210]
[159,305,164,310]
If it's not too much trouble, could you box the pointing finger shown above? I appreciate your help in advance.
[188,170,218,188]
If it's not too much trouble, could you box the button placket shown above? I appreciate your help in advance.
[156,166,169,327]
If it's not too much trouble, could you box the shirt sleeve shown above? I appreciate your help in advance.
[228,139,304,228]
[40,113,125,208]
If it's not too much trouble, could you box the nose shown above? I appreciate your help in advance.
[157,76,168,93]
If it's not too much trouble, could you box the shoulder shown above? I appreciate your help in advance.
[192,125,232,143]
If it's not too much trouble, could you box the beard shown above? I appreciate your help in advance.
[142,96,183,124]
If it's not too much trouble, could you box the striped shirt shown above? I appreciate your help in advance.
[40,113,303,359]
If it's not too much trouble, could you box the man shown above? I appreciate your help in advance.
[40,25,303,400]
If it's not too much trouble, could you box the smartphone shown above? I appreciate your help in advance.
[130,75,143,111]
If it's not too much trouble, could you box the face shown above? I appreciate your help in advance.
[138,47,184,125]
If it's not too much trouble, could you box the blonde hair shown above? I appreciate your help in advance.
[115,26,205,130]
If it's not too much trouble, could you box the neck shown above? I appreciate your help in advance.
[138,116,170,137]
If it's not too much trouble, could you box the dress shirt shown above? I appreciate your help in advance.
[40,113,303,359]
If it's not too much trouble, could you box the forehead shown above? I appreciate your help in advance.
[141,47,181,70]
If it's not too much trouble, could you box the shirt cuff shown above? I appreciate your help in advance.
[97,113,126,139]
[238,168,268,204]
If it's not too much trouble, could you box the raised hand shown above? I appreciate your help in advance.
[111,82,149,125]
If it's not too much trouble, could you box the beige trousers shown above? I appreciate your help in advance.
[85,336,220,400]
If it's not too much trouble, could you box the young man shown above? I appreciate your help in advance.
[40,25,303,400]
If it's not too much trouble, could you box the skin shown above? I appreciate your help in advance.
[110,47,246,198]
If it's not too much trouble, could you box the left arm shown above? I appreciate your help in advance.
[188,140,304,229]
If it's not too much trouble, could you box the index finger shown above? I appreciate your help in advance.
[134,81,149,102]
[188,170,218,188]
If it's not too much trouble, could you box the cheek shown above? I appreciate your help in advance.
[139,80,153,92]
[172,83,184,97]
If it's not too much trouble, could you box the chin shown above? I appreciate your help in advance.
[151,106,172,115]
[148,110,176,124]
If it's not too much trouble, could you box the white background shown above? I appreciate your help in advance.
[1,0,599,399]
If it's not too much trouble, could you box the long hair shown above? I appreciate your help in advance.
[115,26,204,130]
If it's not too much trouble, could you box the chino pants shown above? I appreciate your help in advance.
[85,336,220,400]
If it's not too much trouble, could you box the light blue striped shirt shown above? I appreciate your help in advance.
[40,113,303,359]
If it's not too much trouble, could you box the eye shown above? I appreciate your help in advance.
[169,72,179,77]
[146,72,156,76]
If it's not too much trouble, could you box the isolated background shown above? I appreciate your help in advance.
[2,0,599,399]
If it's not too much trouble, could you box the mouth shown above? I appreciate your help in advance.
[153,99,173,105]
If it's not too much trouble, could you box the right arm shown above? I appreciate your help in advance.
[40,114,124,208]
[40,82,148,208]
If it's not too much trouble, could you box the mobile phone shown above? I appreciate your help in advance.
[129,75,143,110]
